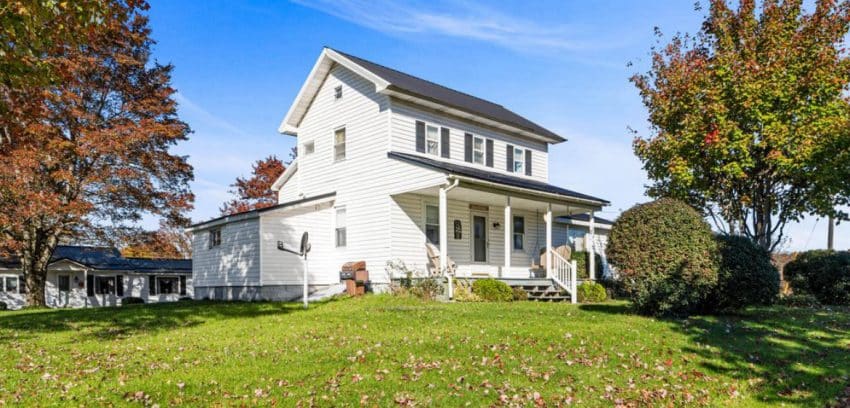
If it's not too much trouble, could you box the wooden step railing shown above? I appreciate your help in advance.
[548,249,578,304]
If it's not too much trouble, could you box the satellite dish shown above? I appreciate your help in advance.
[299,231,311,256]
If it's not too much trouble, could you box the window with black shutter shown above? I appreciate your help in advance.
[86,274,94,296]
[18,275,26,294]
[149,276,157,295]
[180,276,187,296]
[464,133,473,162]
[440,127,450,158]
[506,145,514,172]
[116,275,124,297]
[485,139,494,167]
[415,121,426,153]
[525,150,532,176]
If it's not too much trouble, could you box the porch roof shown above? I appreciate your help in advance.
[388,152,610,206]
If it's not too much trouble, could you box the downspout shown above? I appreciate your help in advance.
[441,177,460,300]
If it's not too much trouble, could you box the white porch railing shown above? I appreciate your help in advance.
[548,249,578,304]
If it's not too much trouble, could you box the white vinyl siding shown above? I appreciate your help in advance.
[191,218,261,287]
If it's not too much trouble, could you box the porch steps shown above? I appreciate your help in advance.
[499,278,571,302]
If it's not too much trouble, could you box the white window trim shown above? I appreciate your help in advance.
[155,276,180,295]
[57,274,71,292]
[472,135,486,165]
[425,124,440,157]
[334,126,346,162]
[1,275,19,294]
[335,206,347,248]
[208,228,221,249]
[423,202,440,245]
[513,147,525,174]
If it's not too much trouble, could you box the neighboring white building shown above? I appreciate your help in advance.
[188,47,610,302]
[0,246,192,310]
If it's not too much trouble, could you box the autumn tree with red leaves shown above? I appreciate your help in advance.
[0,1,193,305]
[631,0,850,252]
[220,155,285,215]
[121,221,192,259]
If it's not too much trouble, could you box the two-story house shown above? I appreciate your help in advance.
[188,48,609,302]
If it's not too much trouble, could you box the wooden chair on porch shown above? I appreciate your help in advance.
[425,243,457,276]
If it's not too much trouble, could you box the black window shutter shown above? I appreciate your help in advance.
[180,276,187,295]
[149,276,157,295]
[464,133,473,162]
[440,127,450,158]
[18,275,25,294]
[86,274,94,296]
[415,121,426,153]
[525,150,532,176]
[485,139,494,167]
[506,145,514,172]
[116,275,124,296]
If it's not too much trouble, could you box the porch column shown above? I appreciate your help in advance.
[439,185,451,298]
[588,211,596,281]
[545,203,553,278]
[503,196,511,278]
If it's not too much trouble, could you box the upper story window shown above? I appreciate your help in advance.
[425,204,439,244]
[302,141,315,156]
[513,147,524,174]
[426,125,439,156]
[209,228,221,249]
[334,127,346,161]
[334,85,343,100]
[335,206,347,247]
[473,136,485,165]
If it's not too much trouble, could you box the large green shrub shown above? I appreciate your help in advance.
[577,281,607,303]
[785,250,850,305]
[607,198,718,316]
[571,251,603,280]
[472,279,513,302]
[706,235,779,312]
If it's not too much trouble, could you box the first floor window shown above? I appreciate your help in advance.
[513,216,525,250]
[425,204,440,244]
[334,127,346,161]
[473,136,485,165]
[157,276,179,295]
[335,207,347,247]
[2,276,18,293]
[58,275,70,292]
[426,125,439,156]
[513,147,524,174]
[95,276,116,295]
[209,228,221,248]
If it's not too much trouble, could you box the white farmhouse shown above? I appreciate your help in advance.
[188,48,610,302]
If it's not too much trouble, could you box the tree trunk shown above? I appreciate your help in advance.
[21,226,60,307]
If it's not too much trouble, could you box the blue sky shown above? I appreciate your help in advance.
[147,0,845,251]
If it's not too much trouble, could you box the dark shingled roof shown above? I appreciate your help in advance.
[557,213,614,225]
[388,151,609,205]
[332,48,565,143]
[0,245,191,274]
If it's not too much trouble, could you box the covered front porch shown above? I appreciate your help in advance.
[391,174,607,302]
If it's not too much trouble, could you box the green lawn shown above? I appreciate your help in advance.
[0,296,848,406]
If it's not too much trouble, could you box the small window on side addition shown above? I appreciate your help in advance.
[302,141,315,156]
[334,85,343,100]
[335,207,347,247]
[209,228,222,249]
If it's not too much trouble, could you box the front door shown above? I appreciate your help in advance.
[472,215,487,262]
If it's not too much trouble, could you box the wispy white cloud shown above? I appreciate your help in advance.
[291,0,603,53]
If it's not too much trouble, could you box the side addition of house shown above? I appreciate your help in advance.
[188,47,610,302]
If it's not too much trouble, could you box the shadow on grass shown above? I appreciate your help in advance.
[582,301,850,405]
[0,299,329,342]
